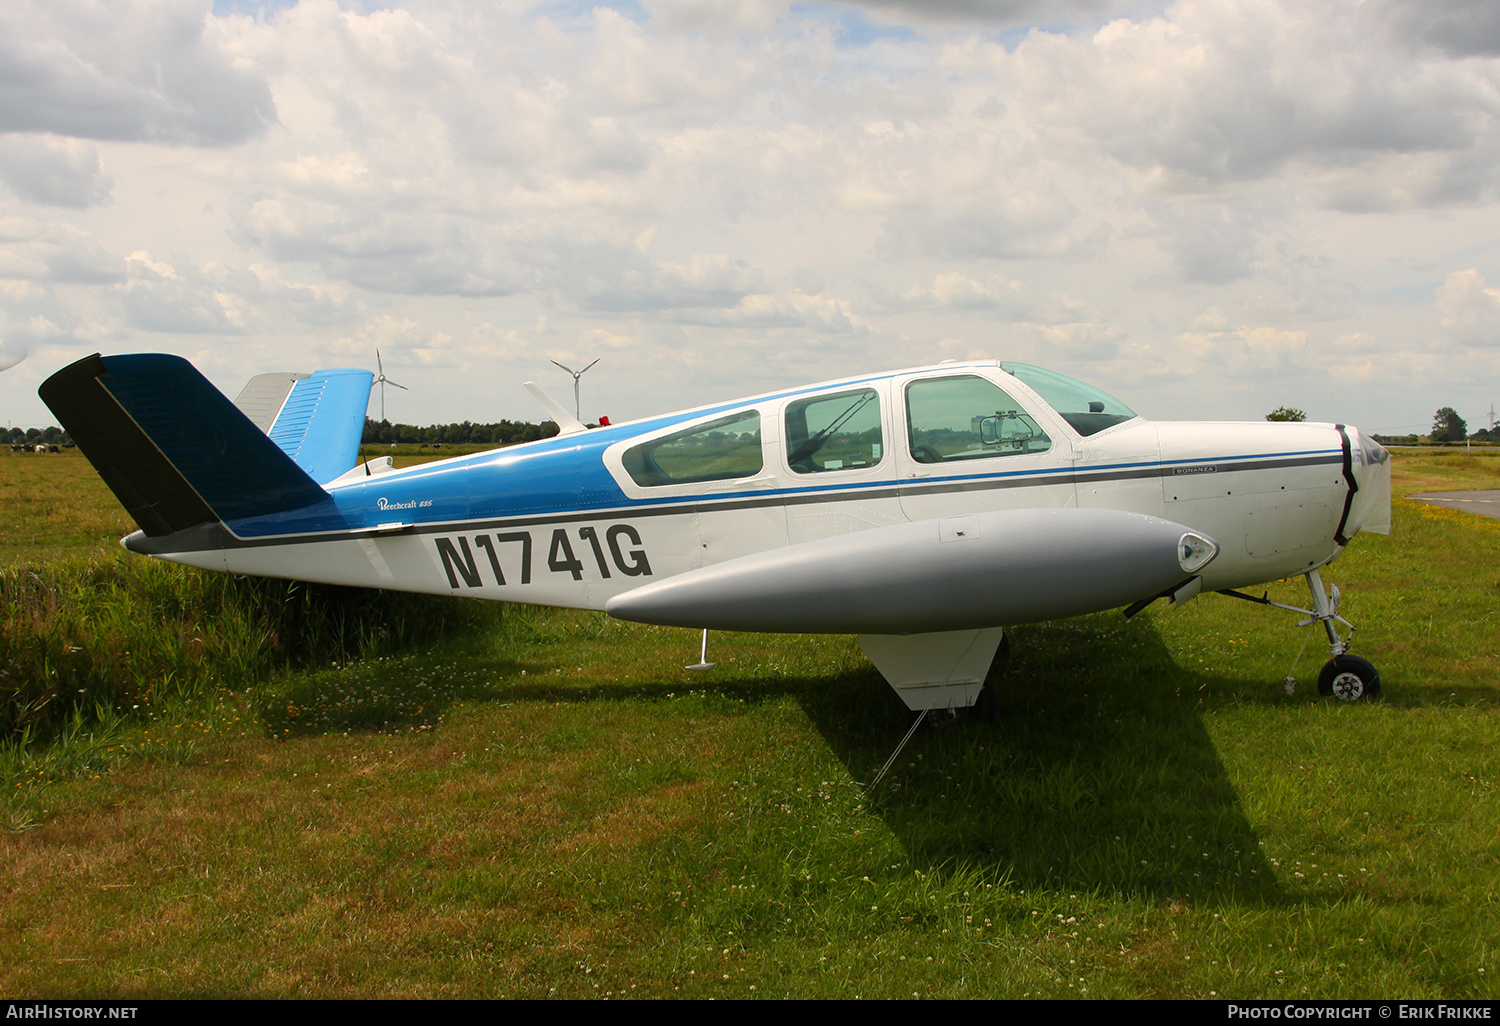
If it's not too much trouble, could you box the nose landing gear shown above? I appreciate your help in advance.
[1219,567,1381,701]
[1317,654,1381,701]
[1301,567,1380,700]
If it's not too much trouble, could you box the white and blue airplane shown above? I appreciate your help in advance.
[41,352,1392,712]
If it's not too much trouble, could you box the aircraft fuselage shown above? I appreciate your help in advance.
[125,360,1391,625]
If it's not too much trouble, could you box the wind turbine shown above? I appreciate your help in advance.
[551,358,599,421]
[372,349,409,422]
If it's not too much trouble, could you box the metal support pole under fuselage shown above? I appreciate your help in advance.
[1304,568,1347,657]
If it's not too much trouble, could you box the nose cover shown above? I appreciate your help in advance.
[1344,428,1392,537]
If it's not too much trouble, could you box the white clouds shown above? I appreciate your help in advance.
[240,264,355,328]
[233,193,536,296]
[567,251,769,312]
[2,0,1500,431]
[1144,203,1259,284]
[1177,324,1309,377]
[0,219,120,283]
[888,272,1121,361]
[120,252,245,335]
[838,0,1126,28]
[579,7,738,114]
[0,0,275,146]
[643,0,791,34]
[0,277,87,355]
[875,142,1093,259]
[893,271,1087,322]
[1009,0,1500,202]
[675,289,867,334]
[1437,268,1500,347]
[0,135,111,208]
[1376,0,1500,58]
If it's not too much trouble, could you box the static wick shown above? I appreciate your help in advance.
[686,628,716,671]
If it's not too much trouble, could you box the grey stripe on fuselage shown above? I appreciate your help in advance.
[131,451,1344,554]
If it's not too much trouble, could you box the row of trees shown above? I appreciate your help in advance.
[5,426,70,445]
[6,419,558,449]
[360,417,558,446]
[11,409,1495,451]
[1270,405,1498,444]
[1400,408,1499,443]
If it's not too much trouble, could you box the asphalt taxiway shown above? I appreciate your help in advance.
[1407,491,1500,519]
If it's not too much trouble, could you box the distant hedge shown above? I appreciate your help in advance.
[361,417,559,446]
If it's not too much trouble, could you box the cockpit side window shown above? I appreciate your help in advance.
[905,375,1051,463]
[1000,362,1137,437]
[785,388,883,474]
[622,410,763,486]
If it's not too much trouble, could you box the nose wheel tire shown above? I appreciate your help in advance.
[1317,654,1381,701]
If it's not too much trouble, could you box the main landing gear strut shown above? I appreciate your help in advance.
[1220,568,1381,701]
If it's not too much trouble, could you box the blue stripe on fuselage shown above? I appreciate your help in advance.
[225,374,914,538]
[225,426,628,537]
[222,398,780,537]
[222,393,1344,543]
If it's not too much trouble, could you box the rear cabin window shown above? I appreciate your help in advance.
[785,388,883,474]
[905,375,1051,463]
[622,410,763,486]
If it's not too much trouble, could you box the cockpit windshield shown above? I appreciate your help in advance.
[1000,363,1138,437]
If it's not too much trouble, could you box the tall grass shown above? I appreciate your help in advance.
[0,549,500,742]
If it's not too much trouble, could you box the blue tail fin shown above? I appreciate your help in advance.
[40,353,330,537]
[263,369,374,485]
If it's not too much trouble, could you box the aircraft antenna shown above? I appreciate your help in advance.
[551,358,600,421]
[372,349,409,422]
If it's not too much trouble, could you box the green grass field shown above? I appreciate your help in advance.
[0,448,1497,998]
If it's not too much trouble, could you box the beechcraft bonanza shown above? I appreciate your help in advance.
[42,353,1392,715]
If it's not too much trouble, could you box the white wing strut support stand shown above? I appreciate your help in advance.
[686,629,715,671]
[863,712,928,797]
